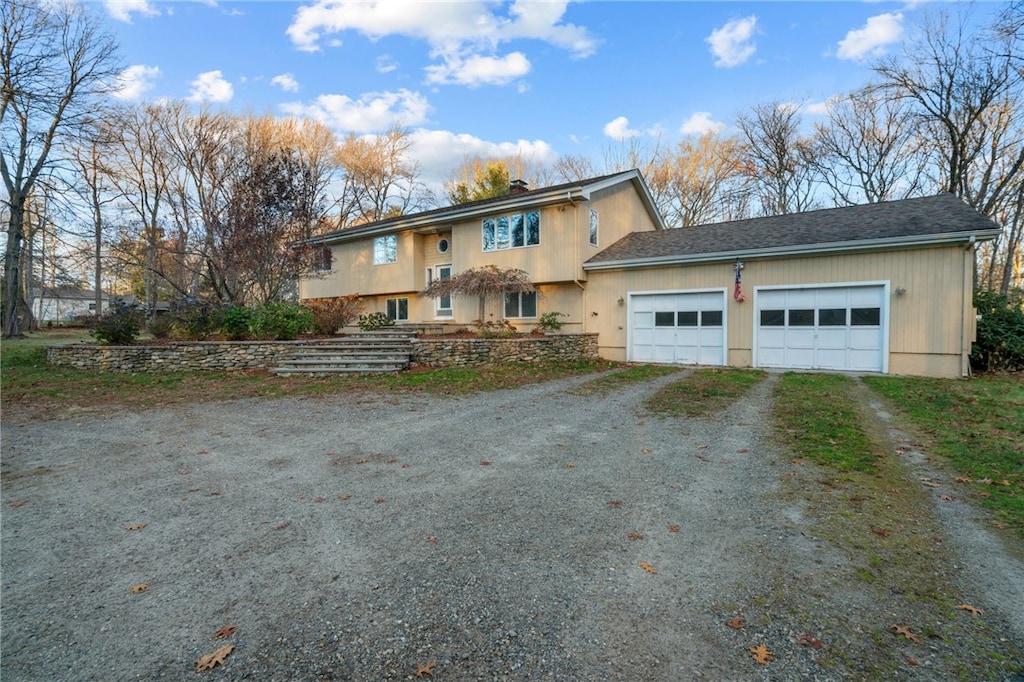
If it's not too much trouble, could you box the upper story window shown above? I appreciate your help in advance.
[482,210,540,252]
[374,234,397,264]
[314,245,332,272]
[589,208,599,246]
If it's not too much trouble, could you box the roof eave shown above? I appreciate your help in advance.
[582,229,1001,271]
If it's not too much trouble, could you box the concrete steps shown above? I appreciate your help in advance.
[272,329,415,376]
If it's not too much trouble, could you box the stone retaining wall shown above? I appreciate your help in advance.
[46,334,599,372]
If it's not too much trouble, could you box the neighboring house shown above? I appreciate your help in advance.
[299,170,1001,378]
[31,287,108,322]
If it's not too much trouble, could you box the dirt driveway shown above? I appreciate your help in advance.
[2,372,1021,680]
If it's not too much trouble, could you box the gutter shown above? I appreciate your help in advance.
[582,229,1002,271]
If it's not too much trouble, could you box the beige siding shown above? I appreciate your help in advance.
[585,244,974,378]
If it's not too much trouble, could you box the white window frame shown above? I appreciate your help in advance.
[504,291,537,318]
[427,264,453,318]
[589,207,599,246]
[482,210,540,252]
[374,235,397,265]
[385,297,408,321]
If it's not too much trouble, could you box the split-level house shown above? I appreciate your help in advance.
[299,170,1001,378]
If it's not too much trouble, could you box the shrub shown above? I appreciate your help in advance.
[146,314,173,339]
[304,294,364,335]
[971,289,1024,372]
[358,312,394,331]
[221,306,252,341]
[172,303,224,341]
[536,311,566,333]
[477,319,519,338]
[89,307,143,345]
[249,302,313,340]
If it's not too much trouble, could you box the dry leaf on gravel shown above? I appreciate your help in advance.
[125,523,147,531]
[9,500,28,509]
[749,644,773,664]
[479,460,492,466]
[213,625,236,639]
[727,616,746,629]
[889,624,924,644]
[957,604,984,616]
[627,532,644,540]
[195,644,234,672]
[870,527,891,537]
[667,525,680,533]
[796,633,822,648]
[130,583,149,594]
[416,660,436,677]
[638,561,657,574]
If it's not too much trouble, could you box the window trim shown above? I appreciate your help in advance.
[589,207,599,247]
[385,297,408,322]
[504,291,538,318]
[373,234,397,265]
[482,210,540,252]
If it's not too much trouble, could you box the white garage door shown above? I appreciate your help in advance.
[631,291,725,365]
[755,285,886,372]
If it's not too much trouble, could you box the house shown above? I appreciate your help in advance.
[31,287,108,322]
[299,170,1001,378]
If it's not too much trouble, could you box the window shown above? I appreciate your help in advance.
[819,308,847,326]
[483,210,540,251]
[760,309,785,326]
[386,298,408,321]
[314,245,332,272]
[852,307,880,325]
[589,208,599,246]
[374,235,397,264]
[701,310,723,327]
[789,309,814,326]
[429,265,452,316]
[677,311,698,327]
[655,311,675,327]
[504,291,537,318]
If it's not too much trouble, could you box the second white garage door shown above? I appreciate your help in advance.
[630,291,726,365]
[755,284,887,372]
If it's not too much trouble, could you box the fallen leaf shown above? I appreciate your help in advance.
[401,463,411,468]
[125,523,147,531]
[871,527,891,537]
[180,470,191,476]
[627,532,644,540]
[697,444,708,450]
[889,624,924,644]
[426,536,437,543]
[920,480,941,489]
[727,616,745,629]
[737,448,749,453]
[195,644,235,672]
[978,477,993,485]
[130,583,149,594]
[340,494,351,500]
[197,449,209,455]
[416,660,436,678]
[479,460,492,466]
[385,458,398,464]
[374,497,385,504]
[213,625,236,639]
[606,500,622,507]
[957,603,984,616]
[276,521,290,530]
[210,490,223,496]
[641,448,651,455]
[8,500,28,509]
[954,476,972,483]
[749,643,773,664]
[356,458,370,464]
[907,657,919,666]
[695,454,709,462]
[638,561,657,574]
[313,496,326,503]
[796,633,822,648]
[667,525,680,533]
[939,494,956,501]
[565,462,576,468]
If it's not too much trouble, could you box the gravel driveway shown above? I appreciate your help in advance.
[2,371,1022,680]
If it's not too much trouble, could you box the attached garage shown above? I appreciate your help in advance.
[629,290,725,365]
[754,284,887,372]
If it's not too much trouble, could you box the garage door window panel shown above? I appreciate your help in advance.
[655,312,675,326]
[852,307,881,325]
[701,310,723,326]
[761,309,785,326]
[789,309,815,326]
[677,311,698,326]
[819,308,847,326]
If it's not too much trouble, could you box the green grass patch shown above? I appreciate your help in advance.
[644,367,766,418]
[1,332,615,418]
[568,363,682,396]
[863,374,1024,534]
[771,373,878,472]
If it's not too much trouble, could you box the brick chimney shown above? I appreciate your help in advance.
[509,179,529,195]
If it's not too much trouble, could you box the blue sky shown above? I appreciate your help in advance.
[100,1,1005,189]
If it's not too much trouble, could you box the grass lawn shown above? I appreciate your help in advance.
[0,330,615,418]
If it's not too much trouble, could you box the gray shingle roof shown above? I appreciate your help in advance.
[585,194,1001,268]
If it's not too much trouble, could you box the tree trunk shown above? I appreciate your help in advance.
[3,194,27,338]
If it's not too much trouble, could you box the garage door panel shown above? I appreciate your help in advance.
[756,285,885,372]
[630,292,726,366]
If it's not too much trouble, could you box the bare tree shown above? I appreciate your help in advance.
[1,0,121,336]
[552,154,597,183]
[647,131,752,227]
[420,264,534,322]
[874,9,1024,293]
[812,87,931,205]
[335,125,426,226]
[736,101,819,216]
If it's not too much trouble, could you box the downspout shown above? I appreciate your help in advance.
[571,194,587,335]
[962,235,976,377]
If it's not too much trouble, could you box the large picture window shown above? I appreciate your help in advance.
[374,235,397,264]
[504,291,537,318]
[483,211,540,252]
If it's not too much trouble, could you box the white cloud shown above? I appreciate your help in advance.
[408,128,557,189]
[836,12,903,61]
[112,64,161,100]
[424,52,530,87]
[286,1,597,87]
[804,99,835,116]
[280,88,431,133]
[187,70,234,104]
[376,55,398,74]
[680,112,725,136]
[271,73,300,92]
[103,0,160,23]
[705,16,757,68]
[603,116,640,140]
